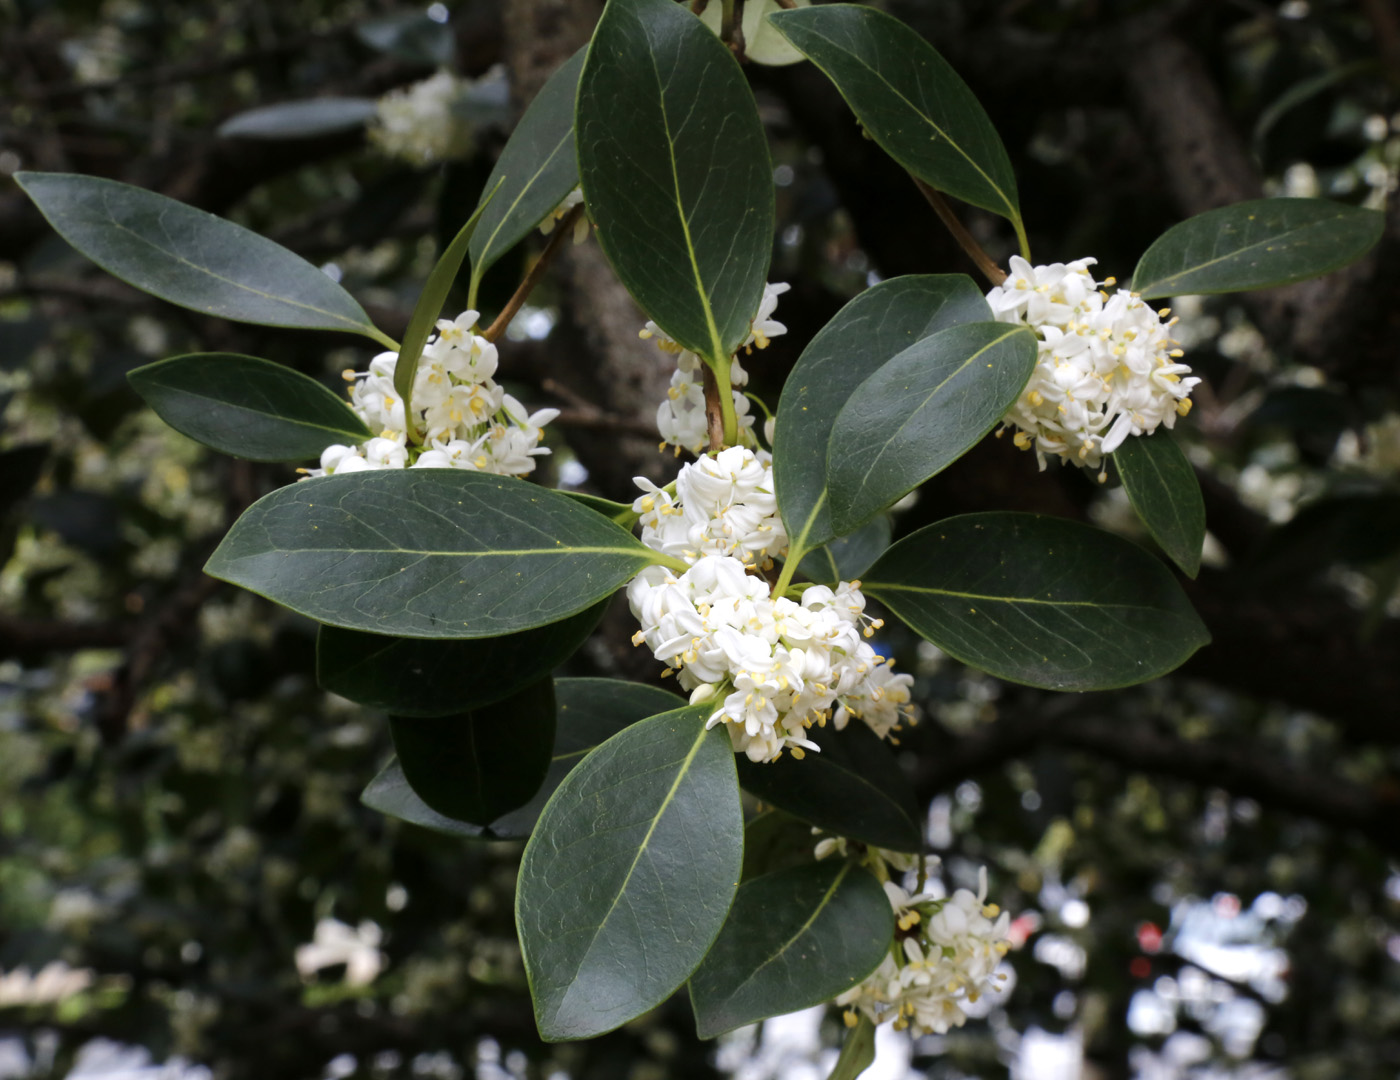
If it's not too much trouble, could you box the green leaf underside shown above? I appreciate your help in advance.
[517,704,742,1040]
[863,512,1210,691]
[796,516,892,585]
[316,601,606,717]
[1131,198,1384,299]
[390,679,556,825]
[576,0,773,363]
[774,275,989,553]
[204,470,659,638]
[689,860,893,1038]
[217,98,377,140]
[127,353,370,462]
[827,322,1037,534]
[361,679,684,840]
[468,48,586,292]
[394,179,503,410]
[1114,432,1206,578]
[770,5,1020,225]
[736,721,923,852]
[15,172,381,339]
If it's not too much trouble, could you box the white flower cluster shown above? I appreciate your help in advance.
[825,847,1013,1037]
[643,282,790,455]
[308,310,557,477]
[369,71,474,167]
[988,256,1201,475]
[626,446,915,763]
[539,186,590,246]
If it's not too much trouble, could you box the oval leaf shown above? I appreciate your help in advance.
[468,48,586,297]
[770,5,1022,233]
[362,678,684,839]
[863,512,1210,691]
[127,353,370,462]
[827,322,1037,534]
[576,0,773,364]
[690,860,893,1038]
[517,703,742,1041]
[797,516,892,586]
[217,98,377,140]
[205,470,663,638]
[1131,198,1383,299]
[774,275,989,554]
[317,601,606,717]
[1114,432,1206,578]
[14,172,388,342]
[736,720,922,852]
[390,679,556,826]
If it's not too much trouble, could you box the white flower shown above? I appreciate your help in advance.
[540,186,590,245]
[626,450,916,762]
[989,256,1201,476]
[0,962,96,1008]
[369,71,474,166]
[304,310,555,478]
[294,918,385,987]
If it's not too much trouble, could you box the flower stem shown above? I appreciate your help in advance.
[701,359,737,450]
[482,206,584,343]
[911,176,1007,287]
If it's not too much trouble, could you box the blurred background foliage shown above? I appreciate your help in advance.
[2,0,1400,1077]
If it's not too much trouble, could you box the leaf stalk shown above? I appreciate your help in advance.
[912,176,1007,286]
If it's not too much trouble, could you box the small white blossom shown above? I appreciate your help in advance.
[304,310,557,478]
[294,918,385,987]
[369,71,475,166]
[988,256,1201,476]
[540,186,590,245]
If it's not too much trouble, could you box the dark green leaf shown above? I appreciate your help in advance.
[1114,432,1206,578]
[689,861,893,1038]
[217,98,377,140]
[390,679,556,826]
[736,721,922,852]
[205,470,664,638]
[827,322,1037,534]
[127,353,370,462]
[741,810,820,881]
[1131,198,1383,299]
[561,490,639,526]
[394,179,503,418]
[14,173,390,344]
[362,678,684,839]
[468,49,586,300]
[517,703,742,1040]
[317,601,606,717]
[576,0,773,364]
[797,516,892,585]
[770,5,1023,236]
[830,1014,877,1080]
[774,275,989,554]
[863,512,1210,690]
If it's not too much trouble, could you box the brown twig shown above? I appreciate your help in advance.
[483,206,585,343]
[701,363,725,453]
[773,0,798,8]
[912,177,1006,285]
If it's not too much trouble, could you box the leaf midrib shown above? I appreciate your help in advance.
[474,132,571,274]
[865,582,1172,610]
[226,544,652,559]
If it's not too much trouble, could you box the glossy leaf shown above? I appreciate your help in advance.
[690,860,892,1038]
[468,49,586,299]
[217,98,376,140]
[361,678,684,839]
[796,516,892,585]
[389,679,556,826]
[517,703,742,1040]
[774,275,989,554]
[576,0,773,364]
[1114,432,1206,578]
[317,601,605,717]
[205,470,664,638]
[736,721,922,852]
[127,353,369,462]
[394,179,503,419]
[1131,198,1383,299]
[863,512,1210,690]
[770,5,1022,234]
[827,322,1037,534]
[741,810,819,881]
[15,173,389,344]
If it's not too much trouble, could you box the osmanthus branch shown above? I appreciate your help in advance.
[912,178,1007,286]
[482,205,585,343]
